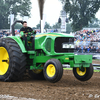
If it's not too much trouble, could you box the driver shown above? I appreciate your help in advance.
[20,21,36,50]
[20,21,33,36]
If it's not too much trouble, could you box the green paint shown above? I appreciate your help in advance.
[35,32,74,55]
[5,32,92,70]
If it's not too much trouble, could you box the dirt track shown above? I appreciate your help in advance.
[0,70,100,100]
[93,60,100,64]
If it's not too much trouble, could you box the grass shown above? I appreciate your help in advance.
[64,68,100,72]
[64,68,72,70]
[94,66,100,67]
[63,59,100,72]
[93,59,100,61]
[94,70,100,72]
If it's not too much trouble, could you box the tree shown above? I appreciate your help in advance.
[36,23,40,29]
[66,23,73,33]
[0,0,31,29]
[60,0,100,31]
[35,22,51,29]
[33,27,36,30]
[85,18,100,28]
[52,23,61,29]
[44,22,51,29]
[14,24,22,29]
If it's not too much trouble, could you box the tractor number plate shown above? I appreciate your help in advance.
[62,44,68,48]
[62,43,74,48]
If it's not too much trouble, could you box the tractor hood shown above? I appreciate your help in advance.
[35,32,74,55]
[35,32,74,38]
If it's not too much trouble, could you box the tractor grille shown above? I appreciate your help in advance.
[54,37,74,53]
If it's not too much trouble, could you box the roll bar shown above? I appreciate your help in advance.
[11,20,23,36]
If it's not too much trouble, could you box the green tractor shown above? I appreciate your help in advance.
[0,20,93,83]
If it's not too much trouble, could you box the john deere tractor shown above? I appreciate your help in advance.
[0,20,93,83]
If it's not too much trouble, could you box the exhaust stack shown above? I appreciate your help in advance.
[38,0,45,33]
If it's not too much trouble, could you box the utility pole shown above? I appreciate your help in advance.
[9,5,14,32]
[60,10,67,33]
[58,0,68,33]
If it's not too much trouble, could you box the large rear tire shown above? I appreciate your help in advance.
[0,38,26,82]
[43,59,63,83]
[73,64,93,81]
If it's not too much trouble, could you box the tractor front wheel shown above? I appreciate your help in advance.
[73,64,93,81]
[43,59,63,83]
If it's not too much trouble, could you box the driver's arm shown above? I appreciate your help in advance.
[20,31,25,37]
[32,30,36,35]
[20,27,26,37]
[27,27,36,35]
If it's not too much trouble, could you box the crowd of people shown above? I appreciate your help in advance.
[0,30,27,38]
[0,30,11,38]
[74,29,100,53]
[1,29,100,53]
[0,29,59,38]
[0,30,22,37]
[74,46,100,53]
[74,29,100,42]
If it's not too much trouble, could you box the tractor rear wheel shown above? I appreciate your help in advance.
[73,64,93,81]
[43,59,63,83]
[0,38,26,82]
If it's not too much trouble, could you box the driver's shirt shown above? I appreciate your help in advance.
[20,27,33,33]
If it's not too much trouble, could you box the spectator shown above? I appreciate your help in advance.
[90,47,93,53]
[83,46,87,53]
[87,47,90,53]
[97,47,100,53]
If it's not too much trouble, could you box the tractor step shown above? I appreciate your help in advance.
[27,51,35,54]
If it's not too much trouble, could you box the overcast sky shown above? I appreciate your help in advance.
[27,0,100,27]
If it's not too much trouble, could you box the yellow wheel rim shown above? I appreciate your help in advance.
[0,47,9,75]
[46,64,56,77]
[76,68,86,76]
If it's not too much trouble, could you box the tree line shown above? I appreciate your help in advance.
[0,0,100,32]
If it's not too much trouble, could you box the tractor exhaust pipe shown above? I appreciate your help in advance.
[38,0,45,33]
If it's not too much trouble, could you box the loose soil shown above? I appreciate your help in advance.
[93,60,100,65]
[0,70,100,100]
